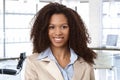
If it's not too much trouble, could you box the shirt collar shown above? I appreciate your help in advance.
[37,47,53,60]
[37,47,78,63]
[70,49,78,64]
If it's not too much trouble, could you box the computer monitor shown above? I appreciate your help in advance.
[106,34,118,47]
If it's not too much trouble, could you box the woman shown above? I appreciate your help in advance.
[24,2,97,80]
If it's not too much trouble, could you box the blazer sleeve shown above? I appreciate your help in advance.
[23,57,38,80]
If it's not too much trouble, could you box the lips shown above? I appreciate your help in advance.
[53,37,63,43]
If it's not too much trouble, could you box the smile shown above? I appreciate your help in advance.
[54,37,63,42]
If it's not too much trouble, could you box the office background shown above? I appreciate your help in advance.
[0,0,120,80]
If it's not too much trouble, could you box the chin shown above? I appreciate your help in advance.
[52,43,67,48]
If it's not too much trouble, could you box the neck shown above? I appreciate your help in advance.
[50,46,70,68]
[50,46,70,59]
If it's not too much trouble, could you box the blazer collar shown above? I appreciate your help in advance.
[45,60,64,80]
[37,48,64,80]
[72,58,85,80]
[37,57,85,80]
[36,47,84,80]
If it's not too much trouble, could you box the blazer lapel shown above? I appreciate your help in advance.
[44,59,64,80]
[72,58,85,80]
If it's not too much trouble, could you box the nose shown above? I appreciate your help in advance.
[55,27,62,35]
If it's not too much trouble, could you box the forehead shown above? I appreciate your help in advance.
[49,14,68,23]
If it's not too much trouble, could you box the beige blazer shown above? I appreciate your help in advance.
[24,53,95,80]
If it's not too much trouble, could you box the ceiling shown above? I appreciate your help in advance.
[39,0,120,2]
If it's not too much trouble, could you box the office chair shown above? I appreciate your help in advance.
[0,52,26,75]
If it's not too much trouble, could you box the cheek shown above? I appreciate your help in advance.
[48,32,50,38]
[67,33,70,39]
[67,29,70,36]
[48,31,52,39]
[65,30,70,39]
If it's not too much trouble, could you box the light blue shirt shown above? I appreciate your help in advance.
[37,48,78,80]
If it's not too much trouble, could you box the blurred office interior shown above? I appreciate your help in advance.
[0,0,120,80]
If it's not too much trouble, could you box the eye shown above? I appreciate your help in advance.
[61,25,69,29]
[48,25,55,30]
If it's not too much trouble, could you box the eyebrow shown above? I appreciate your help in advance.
[49,23,68,25]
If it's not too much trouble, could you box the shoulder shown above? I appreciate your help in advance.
[73,57,95,80]
[25,53,50,67]
[75,57,93,68]
[25,53,39,66]
[27,53,39,60]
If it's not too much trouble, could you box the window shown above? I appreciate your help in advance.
[0,0,48,58]
[102,1,120,48]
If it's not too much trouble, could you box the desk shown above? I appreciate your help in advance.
[0,57,19,61]
[91,47,120,51]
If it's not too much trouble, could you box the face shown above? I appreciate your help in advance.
[48,14,69,48]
